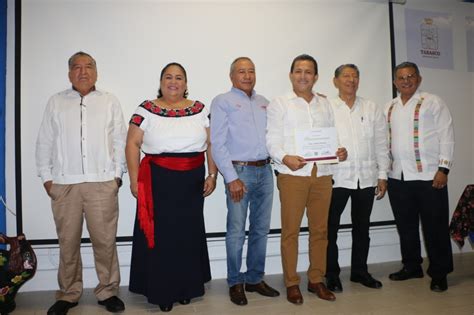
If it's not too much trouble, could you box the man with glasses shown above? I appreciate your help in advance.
[384,61,454,292]
[326,64,389,293]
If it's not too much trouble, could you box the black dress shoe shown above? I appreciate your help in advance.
[245,281,280,297]
[47,300,78,315]
[179,299,191,305]
[229,284,248,305]
[430,277,448,292]
[389,268,424,281]
[159,304,173,312]
[326,275,343,293]
[350,273,383,289]
[98,296,125,313]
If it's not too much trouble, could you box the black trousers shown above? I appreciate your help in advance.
[326,186,375,277]
[387,178,453,279]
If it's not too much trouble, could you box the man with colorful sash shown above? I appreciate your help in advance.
[36,51,127,314]
[384,61,454,292]
[210,57,280,306]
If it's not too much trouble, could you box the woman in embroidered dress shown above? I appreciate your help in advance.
[126,62,217,312]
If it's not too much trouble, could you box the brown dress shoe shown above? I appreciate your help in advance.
[308,282,336,301]
[245,281,280,297]
[286,285,303,305]
[229,284,248,306]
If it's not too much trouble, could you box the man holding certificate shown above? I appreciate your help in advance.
[326,64,390,293]
[266,54,347,305]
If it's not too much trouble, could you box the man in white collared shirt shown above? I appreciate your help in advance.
[384,62,454,292]
[36,52,127,314]
[326,64,389,293]
[266,54,347,305]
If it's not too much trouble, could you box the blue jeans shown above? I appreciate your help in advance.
[225,164,274,286]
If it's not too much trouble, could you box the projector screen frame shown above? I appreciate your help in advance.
[13,0,398,245]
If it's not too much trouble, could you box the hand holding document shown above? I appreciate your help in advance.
[282,155,307,171]
[295,127,339,164]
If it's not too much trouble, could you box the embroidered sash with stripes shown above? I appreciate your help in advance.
[387,97,424,172]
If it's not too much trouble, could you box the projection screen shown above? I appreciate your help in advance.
[19,0,394,241]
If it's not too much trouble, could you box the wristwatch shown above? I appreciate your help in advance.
[438,167,450,175]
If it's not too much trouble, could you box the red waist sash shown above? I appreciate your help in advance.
[137,153,205,248]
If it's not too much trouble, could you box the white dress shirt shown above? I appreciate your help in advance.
[331,96,389,189]
[383,90,454,181]
[266,92,335,177]
[36,88,127,184]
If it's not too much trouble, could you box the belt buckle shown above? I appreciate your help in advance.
[233,161,248,166]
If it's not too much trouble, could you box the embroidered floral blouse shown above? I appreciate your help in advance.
[129,100,209,154]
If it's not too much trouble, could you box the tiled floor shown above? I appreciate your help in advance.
[11,252,474,314]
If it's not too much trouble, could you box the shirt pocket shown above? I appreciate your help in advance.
[336,124,351,144]
[361,119,375,139]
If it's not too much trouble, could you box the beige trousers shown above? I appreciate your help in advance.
[50,180,120,302]
[277,165,333,287]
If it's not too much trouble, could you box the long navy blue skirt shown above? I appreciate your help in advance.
[129,152,211,305]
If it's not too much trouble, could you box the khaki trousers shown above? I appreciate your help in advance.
[50,180,120,302]
[277,165,332,287]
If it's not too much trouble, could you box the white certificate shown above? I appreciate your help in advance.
[295,127,339,164]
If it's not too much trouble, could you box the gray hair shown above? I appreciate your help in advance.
[230,57,254,74]
[334,64,360,78]
[68,51,97,69]
[393,61,420,79]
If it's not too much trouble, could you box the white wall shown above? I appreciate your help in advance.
[5,0,474,292]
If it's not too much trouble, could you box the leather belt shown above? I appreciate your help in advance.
[232,158,271,167]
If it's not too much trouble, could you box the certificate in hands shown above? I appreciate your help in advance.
[295,127,339,164]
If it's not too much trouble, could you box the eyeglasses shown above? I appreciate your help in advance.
[395,72,418,82]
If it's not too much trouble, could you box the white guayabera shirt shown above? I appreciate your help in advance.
[36,88,127,184]
[384,90,454,181]
[331,96,390,189]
